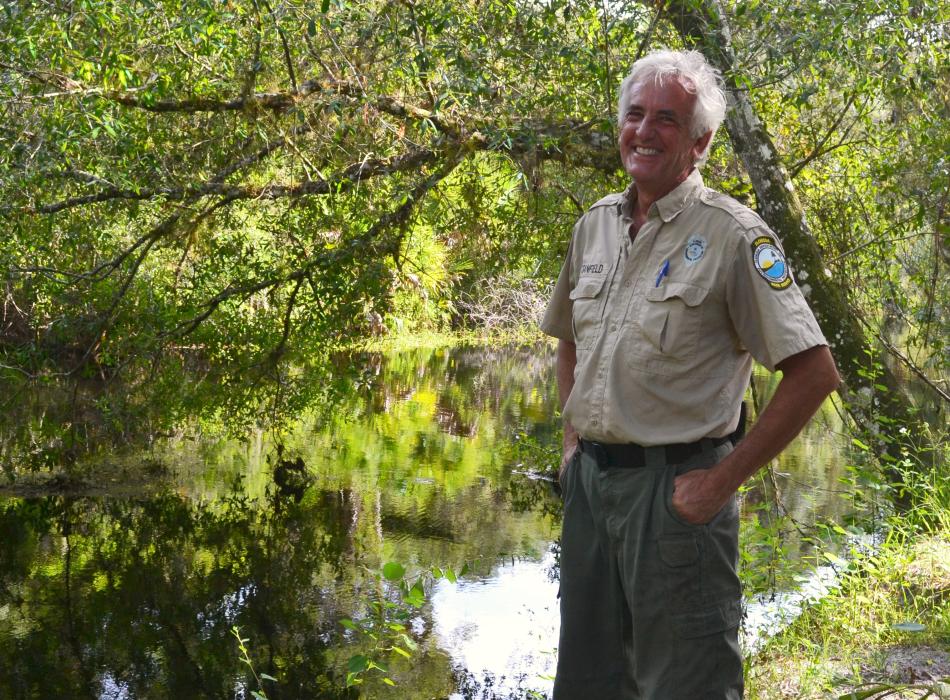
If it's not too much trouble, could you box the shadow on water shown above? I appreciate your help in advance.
[0,343,862,698]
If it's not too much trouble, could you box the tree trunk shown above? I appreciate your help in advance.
[660,0,928,477]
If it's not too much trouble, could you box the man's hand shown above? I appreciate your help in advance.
[558,443,578,482]
[671,468,731,525]
[670,346,839,525]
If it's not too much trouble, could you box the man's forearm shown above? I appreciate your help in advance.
[711,345,840,497]
[556,339,579,461]
[672,345,840,523]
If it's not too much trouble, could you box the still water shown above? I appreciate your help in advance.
[0,344,855,699]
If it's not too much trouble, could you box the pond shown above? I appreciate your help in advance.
[0,343,858,699]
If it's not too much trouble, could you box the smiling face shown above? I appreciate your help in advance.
[619,78,712,202]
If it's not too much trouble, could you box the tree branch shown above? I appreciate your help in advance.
[168,151,464,340]
[23,146,441,215]
[852,308,950,405]
[788,92,861,178]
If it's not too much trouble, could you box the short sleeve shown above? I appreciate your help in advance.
[540,232,577,341]
[726,228,827,372]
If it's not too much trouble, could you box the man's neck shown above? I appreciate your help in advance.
[628,169,695,233]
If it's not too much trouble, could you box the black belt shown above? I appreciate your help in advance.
[578,435,733,470]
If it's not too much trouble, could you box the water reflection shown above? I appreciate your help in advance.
[0,343,855,698]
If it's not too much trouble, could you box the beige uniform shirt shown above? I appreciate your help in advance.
[541,170,827,446]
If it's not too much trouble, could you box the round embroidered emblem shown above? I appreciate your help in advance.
[684,235,707,265]
[751,236,792,290]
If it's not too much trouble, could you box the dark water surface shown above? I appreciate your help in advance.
[0,344,855,699]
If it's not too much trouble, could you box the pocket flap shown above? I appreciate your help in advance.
[645,281,709,307]
[658,533,700,567]
[569,275,607,300]
[671,599,742,639]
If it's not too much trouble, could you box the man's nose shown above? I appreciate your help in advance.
[635,117,654,139]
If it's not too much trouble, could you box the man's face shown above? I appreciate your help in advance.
[618,78,711,199]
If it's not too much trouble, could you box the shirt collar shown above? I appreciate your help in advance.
[619,169,705,223]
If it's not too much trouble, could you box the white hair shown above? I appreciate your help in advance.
[617,49,728,164]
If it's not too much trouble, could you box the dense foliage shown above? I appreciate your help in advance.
[1,0,946,456]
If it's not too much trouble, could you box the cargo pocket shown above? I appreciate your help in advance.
[569,274,608,349]
[657,532,702,609]
[670,599,742,639]
[668,599,745,699]
[639,282,709,358]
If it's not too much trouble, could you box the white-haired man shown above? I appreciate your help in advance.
[541,49,839,698]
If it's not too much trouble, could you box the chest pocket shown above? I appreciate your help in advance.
[570,274,608,350]
[638,281,709,359]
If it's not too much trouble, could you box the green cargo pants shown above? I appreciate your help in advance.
[554,441,743,699]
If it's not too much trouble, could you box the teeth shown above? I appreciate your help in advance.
[635,147,660,155]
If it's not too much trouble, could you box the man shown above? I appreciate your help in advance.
[540,49,840,699]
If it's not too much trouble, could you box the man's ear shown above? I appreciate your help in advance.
[693,130,713,159]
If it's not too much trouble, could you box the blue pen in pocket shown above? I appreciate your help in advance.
[655,259,670,288]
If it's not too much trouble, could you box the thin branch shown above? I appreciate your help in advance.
[258,0,297,92]
[826,218,923,265]
[635,1,666,67]
[852,308,950,405]
[269,275,305,363]
[70,212,179,374]
[788,92,862,178]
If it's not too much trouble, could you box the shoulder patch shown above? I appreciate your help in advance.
[751,236,792,290]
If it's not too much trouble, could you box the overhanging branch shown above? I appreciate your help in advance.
[24,147,441,215]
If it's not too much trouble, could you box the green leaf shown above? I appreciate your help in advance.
[823,551,847,566]
[382,562,405,581]
[345,672,363,687]
[891,621,926,632]
[838,686,891,700]
[321,0,330,13]
[382,678,396,686]
[347,654,369,673]
[260,673,277,682]
[340,618,357,630]
[445,568,457,583]
[391,645,411,658]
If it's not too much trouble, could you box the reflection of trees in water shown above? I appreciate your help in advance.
[327,344,558,444]
[0,490,364,699]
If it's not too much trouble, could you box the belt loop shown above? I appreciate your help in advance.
[591,442,608,470]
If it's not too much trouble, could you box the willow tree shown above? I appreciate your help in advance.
[1,1,946,464]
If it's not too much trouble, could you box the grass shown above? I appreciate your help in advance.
[746,529,950,699]
[351,325,550,353]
